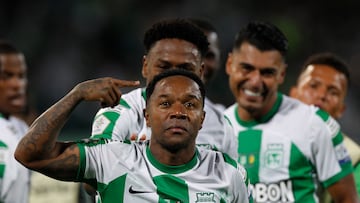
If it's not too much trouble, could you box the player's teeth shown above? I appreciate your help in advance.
[244,89,261,96]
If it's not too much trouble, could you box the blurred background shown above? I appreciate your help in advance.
[1,0,359,142]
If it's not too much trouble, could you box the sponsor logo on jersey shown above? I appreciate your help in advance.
[250,180,294,202]
[264,143,284,169]
[325,117,340,137]
[335,143,351,165]
[239,153,256,167]
[128,185,152,194]
[195,192,215,203]
[92,115,111,135]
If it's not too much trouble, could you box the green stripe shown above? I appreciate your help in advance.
[222,153,237,168]
[289,143,316,203]
[141,88,147,100]
[323,161,353,188]
[0,164,5,178]
[223,115,233,127]
[154,175,189,203]
[315,109,329,121]
[354,164,360,196]
[237,129,262,183]
[146,146,198,174]
[99,174,127,203]
[119,98,131,109]
[0,141,7,148]
[332,131,344,146]
[76,143,86,181]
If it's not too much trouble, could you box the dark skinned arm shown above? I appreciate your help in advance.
[14,77,139,181]
[327,173,359,203]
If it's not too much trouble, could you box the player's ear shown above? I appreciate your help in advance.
[225,53,233,75]
[199,110,206,130]
[143,108,150,127]
[142,55,148,78]
[289,86,298,98]
[334,103,346,119]
[278,63,287,84]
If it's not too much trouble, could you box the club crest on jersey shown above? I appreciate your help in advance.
[264,143,284,169]
[195,192,215,203]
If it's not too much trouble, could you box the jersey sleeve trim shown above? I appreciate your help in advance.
[76,143,86,181]
[322,161,353,188]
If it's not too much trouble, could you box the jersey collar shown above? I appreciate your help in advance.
[146,145,199,174]
[235,92,283,127]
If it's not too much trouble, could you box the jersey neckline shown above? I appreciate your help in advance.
[235,92,283,127]
[146,145,199,174]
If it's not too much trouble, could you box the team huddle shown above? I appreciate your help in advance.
[1,18,359,203]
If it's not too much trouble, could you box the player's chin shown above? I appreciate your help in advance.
[238,99,264,112]
[7,104,26,114]
[161,140,188,153]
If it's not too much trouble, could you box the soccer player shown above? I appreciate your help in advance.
[188,18,221,85]
[0,41,30,203]
[91,19,237,158]
[224,21,359,202]
[290,52,360,201]
[15,69,250,203]
[189,18,226,112]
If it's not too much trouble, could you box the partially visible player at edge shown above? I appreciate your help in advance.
[290,52,360,202]
[15,69,250,203]
[224,21,358,202]
[0,40,30,203]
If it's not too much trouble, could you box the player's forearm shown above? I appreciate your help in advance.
[14,88,83,168]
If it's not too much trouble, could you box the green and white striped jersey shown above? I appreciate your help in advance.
[77,140,249,203]
[91,88,238,159]
[0,114,30,203]
[224,94,352,203]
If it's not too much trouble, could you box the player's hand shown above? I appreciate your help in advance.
[72,77,140,107]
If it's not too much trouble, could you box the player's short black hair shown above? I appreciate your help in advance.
[188,18,217,33]
[146,69,205,107]
[233,21,288,58]
[0,40,22,69]
[143,19,209,57]
[0,40,20,54]
[302,52,350,85]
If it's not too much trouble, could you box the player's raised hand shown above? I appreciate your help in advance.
[72,77,140,107]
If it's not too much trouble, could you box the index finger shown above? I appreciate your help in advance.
[113,79,140,88]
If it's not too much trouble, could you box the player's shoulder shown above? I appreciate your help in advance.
[224,103,237,117]
[281,95,320,118]
[198,147,238,169]
[94,87,145,115]
[283,96,340,136]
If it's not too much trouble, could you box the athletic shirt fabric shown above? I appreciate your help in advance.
[224,93,353,203]
[0,114,30,203]
[91,87,238,159]
[76,140,249,203]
